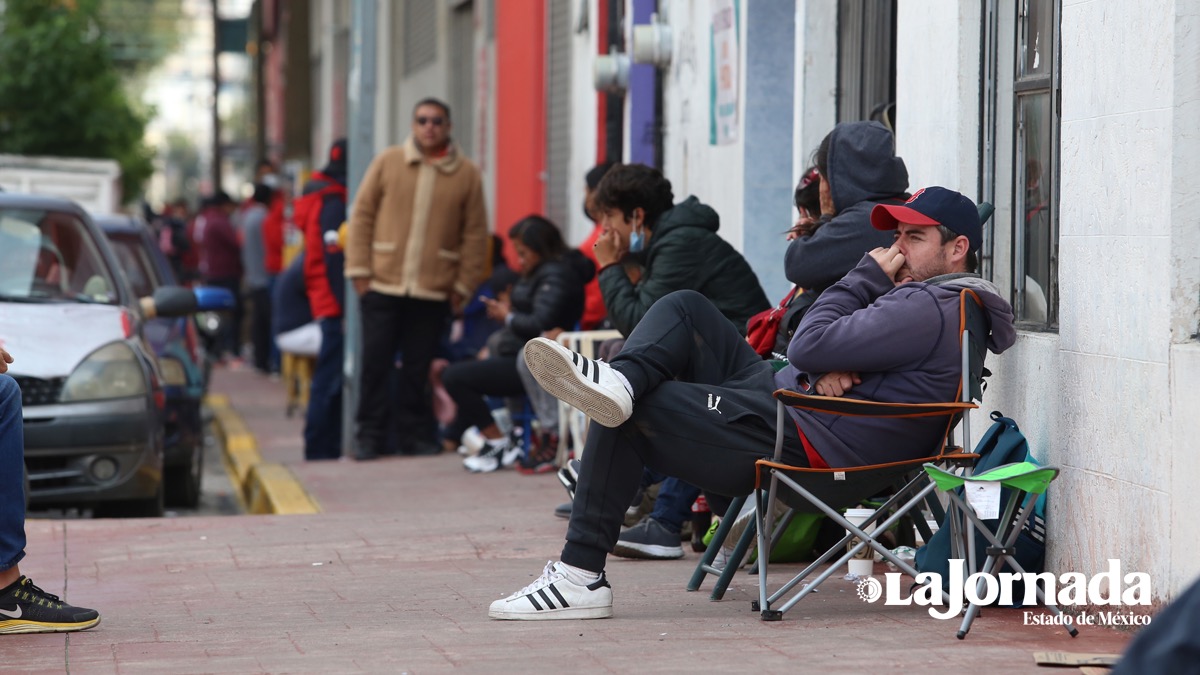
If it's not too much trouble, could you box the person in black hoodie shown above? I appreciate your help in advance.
[592,164,769,337]
[443,215,595,473]
[784,121,909,295]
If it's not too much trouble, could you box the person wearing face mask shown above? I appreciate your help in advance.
[590,164,769,338]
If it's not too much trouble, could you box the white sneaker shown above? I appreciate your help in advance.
[462,437,522,473]
[523,337,633,428]
[489,561,613,620]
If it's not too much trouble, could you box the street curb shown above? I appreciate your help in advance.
[205,394,321,515]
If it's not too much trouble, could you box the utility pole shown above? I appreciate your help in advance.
[211,0,223,191]
[343,0,377,456]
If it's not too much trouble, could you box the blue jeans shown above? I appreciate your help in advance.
[650,477,702,533]
[0,375,26,572]
[304,318,344,460]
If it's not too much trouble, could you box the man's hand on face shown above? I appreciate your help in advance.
[593,228,625,268]
[0,347,13,375]
[353,278,371,297]
[869,244,910,285]
[813,371,860,397]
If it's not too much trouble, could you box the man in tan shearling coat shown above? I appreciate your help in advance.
[345,97,489,459]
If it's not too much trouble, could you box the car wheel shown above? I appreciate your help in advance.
[94,481,165,518]
[165,441,204,508]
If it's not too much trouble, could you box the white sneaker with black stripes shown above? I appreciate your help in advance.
[523,337,633,428]
[488,561,613,620]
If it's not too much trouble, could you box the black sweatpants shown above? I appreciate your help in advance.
[441,355,527,442]
[356,292,448,452]
[562,290,808,574]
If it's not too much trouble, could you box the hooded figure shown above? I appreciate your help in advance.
[784,121,909,294]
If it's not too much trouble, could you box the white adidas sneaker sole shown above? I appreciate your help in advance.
[488,605,613,621]
[523,338,630,428]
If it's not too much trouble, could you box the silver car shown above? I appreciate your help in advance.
[0,194,204,517]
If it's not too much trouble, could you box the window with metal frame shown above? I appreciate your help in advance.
[1012,0,1059,329]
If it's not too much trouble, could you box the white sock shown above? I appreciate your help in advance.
[611,369,635,400]
[557,561,602,586]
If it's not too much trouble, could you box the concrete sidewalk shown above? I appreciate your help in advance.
[6,367,1135,673]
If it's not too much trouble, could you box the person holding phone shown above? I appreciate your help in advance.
[441,216,594,473]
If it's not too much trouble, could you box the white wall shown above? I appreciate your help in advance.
[657,0,746,249]
[792,0,837,188]
[564,0,600,247]
[894,0,980,194]
[899,0,1200,602]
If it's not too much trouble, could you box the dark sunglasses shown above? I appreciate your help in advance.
[415,116,446,127]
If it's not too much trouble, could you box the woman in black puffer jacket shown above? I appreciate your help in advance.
[443,215,594,473]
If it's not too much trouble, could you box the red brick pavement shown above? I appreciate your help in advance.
[4,366,1138,673]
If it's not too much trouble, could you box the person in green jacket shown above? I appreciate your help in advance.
[591,164,769,337]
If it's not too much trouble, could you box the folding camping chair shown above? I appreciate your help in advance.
[923,460,1077,639]
[690,288,990,619]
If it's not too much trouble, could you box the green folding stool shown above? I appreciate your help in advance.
[923,461,1078,639]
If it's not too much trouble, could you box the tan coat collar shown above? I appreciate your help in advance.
[402,136,464,174]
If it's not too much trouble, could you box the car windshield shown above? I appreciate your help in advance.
[0,208,118,304]
[107,232,162,298]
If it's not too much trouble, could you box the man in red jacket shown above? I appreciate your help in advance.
[297,139,349,460]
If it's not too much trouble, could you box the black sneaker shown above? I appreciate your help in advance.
[0,576,100,634]
[557,458,581,499]
[613,517,685,560]
[518,431,559,475]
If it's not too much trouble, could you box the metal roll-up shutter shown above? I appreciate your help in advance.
[837,0,896,123]
[404,0,437,75]
[545,0,572,229]
[450,1,475,157]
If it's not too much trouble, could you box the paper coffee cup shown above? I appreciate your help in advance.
[847,558,874,577]
[844,508,877,574]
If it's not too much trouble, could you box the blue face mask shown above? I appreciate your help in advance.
[629,226,645,253]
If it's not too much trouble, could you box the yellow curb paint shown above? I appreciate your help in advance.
[204,395,321,515]
[246,464,320,515]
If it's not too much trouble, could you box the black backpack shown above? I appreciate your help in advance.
[914,412,1047,603]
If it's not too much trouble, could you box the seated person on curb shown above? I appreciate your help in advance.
[488,186,1016,620]
[442,215,594,473]
[568,162,770,528]
[615,123,909,559]
[1,348,101,634]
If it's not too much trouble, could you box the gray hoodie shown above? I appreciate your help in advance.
[784,121,909,294]
[774,254,1016,468]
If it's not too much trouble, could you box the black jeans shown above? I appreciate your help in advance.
[355,293,448,453]
[561,290,807,574]
[206,277,243,359]
[248,285,273,373]
[304,318,344,460]
[441,355,527,442]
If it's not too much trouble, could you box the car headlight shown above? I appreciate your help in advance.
[158,356,188,387]
[61,342,148,402]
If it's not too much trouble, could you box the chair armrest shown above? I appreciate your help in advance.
[774,389,977,418]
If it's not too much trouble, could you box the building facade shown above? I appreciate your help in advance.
[259,0,1199,603]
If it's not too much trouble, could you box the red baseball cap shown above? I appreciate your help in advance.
[870,187,981,252]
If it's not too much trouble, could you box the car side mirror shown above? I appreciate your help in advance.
[193,285,237,312]
[142,286,199,318]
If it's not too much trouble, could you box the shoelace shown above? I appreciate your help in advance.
[17,578,62,604]
[513,561,561,597]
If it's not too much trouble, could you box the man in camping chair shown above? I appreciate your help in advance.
[490,186,1016,621]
